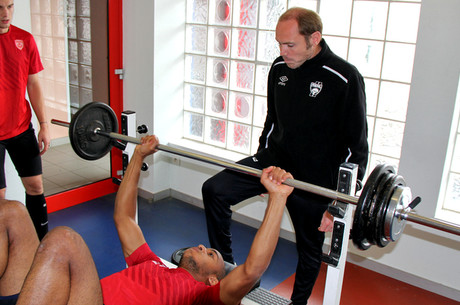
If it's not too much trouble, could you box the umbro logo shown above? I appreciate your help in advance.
[278,76,288,86]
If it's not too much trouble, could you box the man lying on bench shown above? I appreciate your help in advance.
[0,135,294,305]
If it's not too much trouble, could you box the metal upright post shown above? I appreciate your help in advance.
[121,110,137,223]
[322,163,358,305]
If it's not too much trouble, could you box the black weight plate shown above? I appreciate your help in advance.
[374,173,401,247]
[69,102,118,160]
[352,164,395,250]
[360,175,382,247]
[367,171,394,246]
[352,164,386,249]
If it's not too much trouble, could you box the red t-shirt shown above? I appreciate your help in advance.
[100,243,225,305]
[0,25,44,140]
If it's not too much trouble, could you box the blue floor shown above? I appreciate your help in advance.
[48,194,298,290]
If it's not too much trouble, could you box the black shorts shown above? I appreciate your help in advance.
[0,124,42,189]
[0,293,18,305]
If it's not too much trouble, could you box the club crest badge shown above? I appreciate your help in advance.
[309,81,323,97]
[15,40,24,50]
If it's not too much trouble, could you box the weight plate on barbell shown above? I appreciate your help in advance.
[352,164,395,250]
[363,170,392,246]
[374,173,404,247]
[69,102,118,160]
[385,184,412,242]
[369,172,395,247]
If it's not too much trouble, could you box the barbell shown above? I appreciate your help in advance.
[51,102,460,249]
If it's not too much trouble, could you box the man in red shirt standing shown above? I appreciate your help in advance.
[0,0,50,240]
[0,135,294,305]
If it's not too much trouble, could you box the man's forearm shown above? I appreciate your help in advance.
[244,193,286,277]
[27,75,47,123]
[219,167,291,305]
[112,136,157,257]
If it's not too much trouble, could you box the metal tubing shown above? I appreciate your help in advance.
[51,119,71,128]
[54,121,358,203]
[51,119,356,203]
[404,212,460,236]
[51,118,460,237]
[157,144,360,205]
[107,131,141,144]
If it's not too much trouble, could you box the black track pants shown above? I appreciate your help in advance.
[202,156,328,304]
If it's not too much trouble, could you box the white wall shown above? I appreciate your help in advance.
[122,1,156,191]
[152,0,186,195]
[122,0,187,195]
[121,0,460,297]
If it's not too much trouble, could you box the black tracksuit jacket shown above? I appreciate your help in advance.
[256,39,369,196]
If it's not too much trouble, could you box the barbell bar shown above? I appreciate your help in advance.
[50,102,460,245]
[52,117,359,205]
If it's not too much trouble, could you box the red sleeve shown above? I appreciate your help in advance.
[27,33,43,75]
[125,243,164,267]
[194,282,227,305]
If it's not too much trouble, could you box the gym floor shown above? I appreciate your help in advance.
[48,194,459,305]
[42,143,110,196]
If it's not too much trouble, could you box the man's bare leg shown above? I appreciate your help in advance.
[17,226,103,305]
[0,200,39,296]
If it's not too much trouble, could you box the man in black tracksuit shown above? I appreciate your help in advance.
[202,8,368,304]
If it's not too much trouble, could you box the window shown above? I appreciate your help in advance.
[184,0,284,155]
[30,0,68,122]
[183,0,421,174]
[66,0,94,115]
